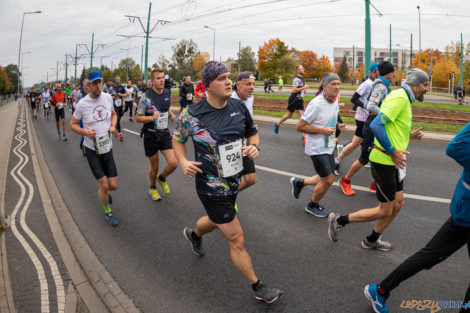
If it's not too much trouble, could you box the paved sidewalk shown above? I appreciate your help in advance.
[0,100,19,313]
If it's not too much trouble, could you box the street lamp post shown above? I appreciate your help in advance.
[417,5,421,69]
[21,51,31,88]
[17,10,41,95]
[204,26,216,61]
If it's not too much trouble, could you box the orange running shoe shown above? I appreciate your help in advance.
[338,177,355,196]
[369,181,376,192]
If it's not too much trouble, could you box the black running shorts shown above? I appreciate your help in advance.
[143,130,172,157]
[370,161,404,203]
[355,120,365,138]
[242,156,256,175]
[84,147,118,180]
[310,153,335,178]
[31,102,37,109]
[197,193,237,224]
[287,98,304,113]
[54,108,65,122]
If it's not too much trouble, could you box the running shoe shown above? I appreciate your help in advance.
[183,227,205,256]
[129,118,133,122]
[234,203,238,213]
[334,158,340,176]
[273,122,279,134]
[63,134,68,141]
[364,162,371,168]
[305,203,328,218]
[58,133,61,139]
[157,176,170,194]
[327,213,343,242]
[149,188,161,201]
[119,133,123,142]
[361,238,392,251]
[369,181,376,192]
[290,177,303,199]
[338,177,355,196]
[364,284,389,313]
[253,283,283,304]
[105,212,119,227]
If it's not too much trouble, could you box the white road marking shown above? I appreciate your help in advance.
[123,128,140,136]
[123,127,452,204]
[9,110,50,312]
[255,165,451,204]
[9,108,66,313]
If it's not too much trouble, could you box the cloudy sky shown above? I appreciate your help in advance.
[1,0,468,87]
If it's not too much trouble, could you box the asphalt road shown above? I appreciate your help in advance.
[32,108,468,313]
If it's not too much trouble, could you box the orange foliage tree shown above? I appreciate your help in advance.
[412,48,443,71]
[257,38,289,79]
[193,52,210,79]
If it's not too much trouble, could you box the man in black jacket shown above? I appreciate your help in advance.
[179,75,194,115]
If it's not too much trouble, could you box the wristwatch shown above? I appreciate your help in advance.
[251,144,260,151]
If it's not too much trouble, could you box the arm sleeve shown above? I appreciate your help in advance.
[172,107,192,143]
[351,92,365,108]
[244,107,258,138]
[366,84,387,115]
[301,101,318,124]
[72,103,83,120]
[446,122,470,169]
[370,112,395,154]
[136,94,147,116]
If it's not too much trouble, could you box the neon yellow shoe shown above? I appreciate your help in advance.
[234,203,238,213]
[149,188,161,201]
[157,176,170,194]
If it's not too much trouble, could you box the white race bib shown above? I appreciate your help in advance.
[186,93,193,101]
[94,132,111,155]
[398,167,406,182]
[218,139,243,178]
[326,133,336,148]
[115,98,122,107]
[137,91,143,98]
[156,112,168,130]
[57,102,64,109]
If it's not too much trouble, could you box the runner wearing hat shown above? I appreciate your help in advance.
[328,68,429,250]
[70,70,120,226]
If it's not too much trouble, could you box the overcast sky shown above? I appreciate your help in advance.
[1,0,469,87]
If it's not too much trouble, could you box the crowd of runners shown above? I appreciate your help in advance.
[21,59,469,312]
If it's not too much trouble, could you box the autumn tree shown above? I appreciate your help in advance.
[193,52,210,79]
[0,66,13,95]
[412,48,443,71]
[299,50,318,80]
[257,38,289,79]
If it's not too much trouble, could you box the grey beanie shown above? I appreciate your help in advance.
[202,61,230,88]
[323,73,341,86]
[405,68,429,86]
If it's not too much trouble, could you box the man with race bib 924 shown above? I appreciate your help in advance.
[70,71,120,227]
[172,61,282,303]
[136,68,178,201]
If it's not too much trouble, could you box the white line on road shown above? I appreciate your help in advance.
[255,165,451,204]
[9,111,50,313]
[123,128,451,204]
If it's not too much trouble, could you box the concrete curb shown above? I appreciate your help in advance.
[26,103,141,313]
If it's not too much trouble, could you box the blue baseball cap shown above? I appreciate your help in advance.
[88,70,103,82]
[369,62,379,72]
